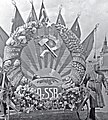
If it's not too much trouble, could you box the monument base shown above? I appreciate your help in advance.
[10,110,79,120]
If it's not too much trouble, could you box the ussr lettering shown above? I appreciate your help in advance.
[36,87,58,100]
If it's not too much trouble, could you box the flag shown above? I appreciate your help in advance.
[27,2,38,23]
[0,27,9,58]
[70,16,81,39]
[11,5,25,33]
[81,29,94,60]
[56,7,66,26]
[39,1,50,24]
[55,6,66,39]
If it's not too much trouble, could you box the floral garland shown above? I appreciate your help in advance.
[56,24,86,82]
[3,21,41,87]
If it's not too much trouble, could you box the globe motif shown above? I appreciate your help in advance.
[3,21,86,91]
[21,24,72,86]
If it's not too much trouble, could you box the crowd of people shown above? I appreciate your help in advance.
[11,83,84,113]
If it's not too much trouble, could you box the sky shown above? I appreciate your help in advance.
[0,0,108,53]
[0,0,108,112]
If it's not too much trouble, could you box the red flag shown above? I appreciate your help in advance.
[27,2,38,22]
[11,5,24,33]
[55,7,66,39]
[39,1,50,24]
[81,30,94,60]
[56,7,66,26]
[0,27,9,58]
[70,16,81,39]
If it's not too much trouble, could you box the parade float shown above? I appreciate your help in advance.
[0,1,98,120]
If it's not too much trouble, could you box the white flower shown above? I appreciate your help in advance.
[6,37,15,46]
[17,27,25,35]
[32,27,37,34]
[14,59,20,67]
[4,60,11,67]
[17,36,27,44]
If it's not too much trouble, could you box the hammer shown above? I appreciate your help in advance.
[38,38,58,58]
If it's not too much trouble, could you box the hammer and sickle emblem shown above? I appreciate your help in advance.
[38,35,61,58]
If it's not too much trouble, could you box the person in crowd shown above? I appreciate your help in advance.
[86,63,108,120]
[0,71,9,117]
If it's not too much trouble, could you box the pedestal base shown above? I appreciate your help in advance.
[10,110,79,120]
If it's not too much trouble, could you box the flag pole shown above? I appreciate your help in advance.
[77,12,81,19]
[1,70,8,120]
[11,0,17,36]
[2,72,5,89]
[59,4,62,14]
[12,0,16,7]
[94,23,99,31]
[94,23,99,60]
[29,0,33,4]
[11,0,17,20]
[2,62,10,120]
